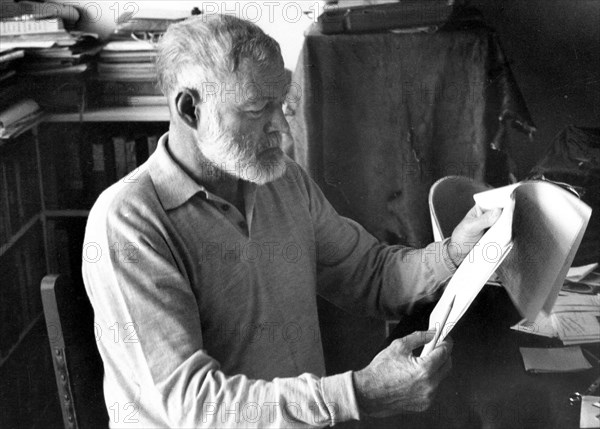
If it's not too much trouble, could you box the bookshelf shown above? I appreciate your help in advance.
[38,111,169,276]
[0,105,168,427]
[0,124,55,427]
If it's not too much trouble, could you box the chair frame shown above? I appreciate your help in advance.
[41,274,108,429]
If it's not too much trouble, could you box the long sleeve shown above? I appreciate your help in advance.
[300,170,456,319]
[82,185,359,428]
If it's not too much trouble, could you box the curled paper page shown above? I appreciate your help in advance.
[494,182,592,320]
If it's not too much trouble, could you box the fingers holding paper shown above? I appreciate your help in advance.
[352,330,453,418]
[448,205,503,266]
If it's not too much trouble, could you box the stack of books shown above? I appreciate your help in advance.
[94,40,165,107]
[92,10,189,107]
[20,35,102,111]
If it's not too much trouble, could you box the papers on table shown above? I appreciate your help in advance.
[556,312,600,345]
[568,263,599,282]
[512,292,600,345]
[519,346,593,373]
[580,396,600,429]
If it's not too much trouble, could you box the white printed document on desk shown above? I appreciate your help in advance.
[422,181,592,356]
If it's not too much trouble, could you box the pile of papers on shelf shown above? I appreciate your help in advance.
[512,263,600,345]
[20,37,102,77]
[0,48,25,113]
[0,46,44,139]
[1,2,101,111]
[0,99,42,140]
[19,36,102,112]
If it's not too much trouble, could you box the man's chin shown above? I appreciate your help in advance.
[241,152,286,185]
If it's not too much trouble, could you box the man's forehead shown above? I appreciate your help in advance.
[206,58,290,106]
[237,59,289,94]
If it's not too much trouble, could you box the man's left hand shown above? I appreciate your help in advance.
[448,205,502,266]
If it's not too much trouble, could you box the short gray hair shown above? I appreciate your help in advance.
[156,14,284,100]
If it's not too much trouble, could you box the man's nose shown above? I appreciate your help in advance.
[265,106,291,135]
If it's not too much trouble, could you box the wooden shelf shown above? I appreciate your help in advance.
[0,214,41,259]
[0,313,42,368]
[46,105,169,122]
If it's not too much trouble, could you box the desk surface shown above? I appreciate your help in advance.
[370,286,599,429]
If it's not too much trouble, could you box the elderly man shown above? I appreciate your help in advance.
[83,14,499,428]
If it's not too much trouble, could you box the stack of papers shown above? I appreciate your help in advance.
[0,98,42,139]
[519,346,593,373]
[512,292,600,345]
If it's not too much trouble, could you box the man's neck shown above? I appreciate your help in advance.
[167,127,245,214]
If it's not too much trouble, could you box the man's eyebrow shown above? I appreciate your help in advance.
[241,93,287,108]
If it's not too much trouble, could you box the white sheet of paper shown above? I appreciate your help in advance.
[511,313,558,338]
[519,346,592,373]
[422,197,515,356]
[555,312,600,344]
[552,293,600,313]
[492,182,592,320]
[567,263,599,282]
[580,395,600,429]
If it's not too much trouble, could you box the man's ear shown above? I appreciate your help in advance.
[175,89,201,129]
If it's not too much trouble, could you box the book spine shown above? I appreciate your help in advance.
[113,135,127,180]
[18,137,41,221]
[0,161,9,246]
[125,138,137,175]
[91,137,108,199]
[4,158,24,234]
[16,248,32,325]
[66,137,84,208]
[147,134,158,156]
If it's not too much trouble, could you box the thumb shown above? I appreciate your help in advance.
[396,330,436,353]
[464,205,502,234]
[477,208,502,228]
[421,338,453,372]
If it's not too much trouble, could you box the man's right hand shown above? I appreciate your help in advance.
[352,330,453,418]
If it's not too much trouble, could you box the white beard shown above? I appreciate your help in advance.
[198,120,287,185]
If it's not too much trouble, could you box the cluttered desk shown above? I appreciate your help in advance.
[377,195,600,429]
[378,181,600,429]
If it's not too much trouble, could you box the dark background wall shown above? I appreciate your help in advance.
[470,0,600,178]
